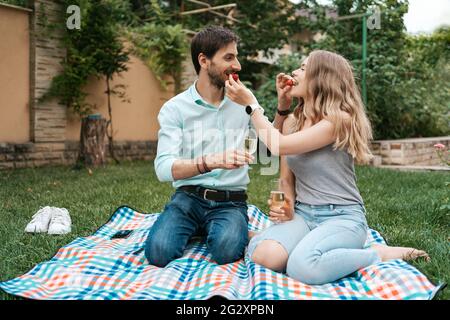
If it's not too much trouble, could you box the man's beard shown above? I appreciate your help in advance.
[207,64,225,89]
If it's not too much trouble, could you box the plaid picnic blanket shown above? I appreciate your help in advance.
[0,205,444,300]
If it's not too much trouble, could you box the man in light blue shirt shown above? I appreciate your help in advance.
[144,26,255,267]
[153,77,253,190]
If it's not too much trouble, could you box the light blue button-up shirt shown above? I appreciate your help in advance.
[154,82,253,191]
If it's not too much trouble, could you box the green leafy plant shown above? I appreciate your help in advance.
[42,0,132,165]
[149,0,306,86]
[42,0,97,116]
[306,1,449,139]
[126,23,188,94]
[84,0,131,164]
[251,0,449,140]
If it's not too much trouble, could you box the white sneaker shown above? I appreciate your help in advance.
[25,206,53,233]
[48,207,71,235]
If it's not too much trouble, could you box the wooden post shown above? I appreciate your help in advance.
[77,115,107,167]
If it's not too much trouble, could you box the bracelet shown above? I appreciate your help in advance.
[196,157,205,174]
[202,155,211,172]
[199,157,207,173]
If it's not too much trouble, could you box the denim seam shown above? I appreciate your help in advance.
[317,244,381,269]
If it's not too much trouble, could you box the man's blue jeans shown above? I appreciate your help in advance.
[145,189,249,267]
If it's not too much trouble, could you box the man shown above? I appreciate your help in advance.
[145,26,285,267]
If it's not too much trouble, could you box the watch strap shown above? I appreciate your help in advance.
[277,109,291,116]
[246,104,263,116]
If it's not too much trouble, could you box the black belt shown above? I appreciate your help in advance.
[179,186,247,202]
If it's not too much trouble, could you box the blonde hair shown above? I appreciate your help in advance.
[292,50,373,164]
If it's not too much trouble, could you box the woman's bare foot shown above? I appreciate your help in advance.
[371,244,430,262]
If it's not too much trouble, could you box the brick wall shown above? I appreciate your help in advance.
[30,0,67,144]
[64,141,157,164]
[371,136,450,166]
[0,141,157,169]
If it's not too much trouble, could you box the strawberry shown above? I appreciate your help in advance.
[286,79,294,86]
[231,73,239,81]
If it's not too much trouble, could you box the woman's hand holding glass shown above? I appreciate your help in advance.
[267,196,294,223]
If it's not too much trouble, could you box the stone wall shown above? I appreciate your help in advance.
[30,0,67,144]
[371,136,450,166]
[64,141,157,164]
[0,141,157,169]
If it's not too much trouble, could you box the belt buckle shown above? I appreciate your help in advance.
[203,188,218,200]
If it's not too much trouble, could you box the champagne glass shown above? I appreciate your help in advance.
[244,128,258,170]
[270,179,286,210]
[269,179,285,224]
[244,127,257,165]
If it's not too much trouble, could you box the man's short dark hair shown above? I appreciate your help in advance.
[191,26,240,75]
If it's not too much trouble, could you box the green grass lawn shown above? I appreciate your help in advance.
[0,161,448,299]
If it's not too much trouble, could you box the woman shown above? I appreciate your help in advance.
[225,50,429,285]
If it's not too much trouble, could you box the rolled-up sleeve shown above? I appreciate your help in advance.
[154,103,183,182]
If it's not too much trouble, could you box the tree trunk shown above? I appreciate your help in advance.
[106,77,120,164]
[77,116,107,167]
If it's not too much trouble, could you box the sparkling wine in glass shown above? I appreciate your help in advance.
[244,127,257,166]
[270,179,286,209]
[244,136,257,154]
[270,190,285,208]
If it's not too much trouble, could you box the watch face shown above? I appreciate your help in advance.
[246,105,252,115]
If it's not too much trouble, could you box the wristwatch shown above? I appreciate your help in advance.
[277,109,292,116]
[245,103,264,116]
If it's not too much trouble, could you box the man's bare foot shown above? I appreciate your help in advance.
[371,244,430,262]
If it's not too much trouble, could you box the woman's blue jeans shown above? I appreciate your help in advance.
[145,189,249,267]
[247,202,381,285]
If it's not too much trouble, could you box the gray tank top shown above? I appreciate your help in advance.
[285,144,364,205]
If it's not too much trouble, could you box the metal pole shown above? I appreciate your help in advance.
[362,15,367,106]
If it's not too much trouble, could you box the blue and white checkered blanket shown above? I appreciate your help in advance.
[0,205,444,299]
